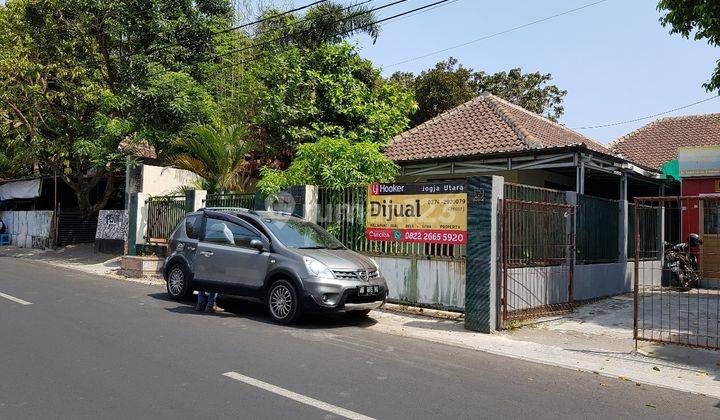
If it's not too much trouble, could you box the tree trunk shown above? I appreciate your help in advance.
[65,172,116,218]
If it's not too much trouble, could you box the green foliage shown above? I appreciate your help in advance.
[247,42,416,164]
[254,2,381,48]
[391,57,567,126]
[256,137,398,195]
[658,0,720,91]
[0,0,231,215]
[171,124,255,193]
[474,68,566,122]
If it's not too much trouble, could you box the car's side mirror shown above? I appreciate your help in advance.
[250,239,265,252]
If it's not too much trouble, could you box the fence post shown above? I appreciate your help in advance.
[126,192,148,255]
[565,191,578,285]
[465,175,503,333]
[185,190,207,213]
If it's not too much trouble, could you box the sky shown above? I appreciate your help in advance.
[279,0,719,144]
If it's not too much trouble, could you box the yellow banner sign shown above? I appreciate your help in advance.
[365,182,468,245]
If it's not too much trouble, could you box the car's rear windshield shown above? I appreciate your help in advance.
[261,217,344,249]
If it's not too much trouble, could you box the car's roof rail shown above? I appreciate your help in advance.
[201,207,250,213]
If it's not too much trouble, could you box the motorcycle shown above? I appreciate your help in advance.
[663,233,702,290]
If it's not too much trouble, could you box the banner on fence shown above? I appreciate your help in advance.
[365,181,467,245]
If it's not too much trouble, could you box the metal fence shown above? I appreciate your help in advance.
[204,193,256,209]
[501,199,576,327]
[634,196,720,350]
[316,186,465,259]
[146,195,185,243]
[504,182,566,204]
[576,194,620,264]
[628,203,662,260]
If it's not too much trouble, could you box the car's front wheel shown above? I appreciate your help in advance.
[266,279,302,324]
[166,263,193,301]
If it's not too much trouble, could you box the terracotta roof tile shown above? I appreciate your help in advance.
[384,93,609,162]
[610,113,720,169]
[118,139,157,160]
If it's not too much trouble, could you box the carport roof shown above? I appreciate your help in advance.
[384,93,610,163]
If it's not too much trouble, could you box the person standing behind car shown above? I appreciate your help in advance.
[194,222,233,314]
[195,291,223,313]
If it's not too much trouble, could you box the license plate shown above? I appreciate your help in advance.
[358,285,380,296]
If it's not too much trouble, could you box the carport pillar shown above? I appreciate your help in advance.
[126,192,148,256]
[185,190,207,212]
[619,174,628,263]
[465,175,503,333]
[576,161,585,194]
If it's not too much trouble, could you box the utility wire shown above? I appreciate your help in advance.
[130,0,330,59]
[384,0,610,69]
[215,0,331,35]
[376,0,461,28]
[148,0,452,77]
[571,95,720,130]
[218,0,417,58]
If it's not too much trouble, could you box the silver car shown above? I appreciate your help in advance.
[163,209,388,324]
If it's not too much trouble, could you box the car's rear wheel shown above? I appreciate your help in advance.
[267,279,302,324]
[166,263,193,301]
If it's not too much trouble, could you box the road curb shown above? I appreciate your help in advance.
[381,303,464,320]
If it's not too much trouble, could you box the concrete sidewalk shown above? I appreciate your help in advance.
[0,245,163,285]
[369,299,720,399]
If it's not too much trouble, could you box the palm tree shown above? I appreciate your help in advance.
[254,2,381,49]
[172,124,256,193]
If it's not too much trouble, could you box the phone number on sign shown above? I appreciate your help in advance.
[365,228,467,245]
[403,231,465,243]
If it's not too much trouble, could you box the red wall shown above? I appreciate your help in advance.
[681,178,720,237]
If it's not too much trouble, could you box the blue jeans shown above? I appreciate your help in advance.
[197,292,218,308]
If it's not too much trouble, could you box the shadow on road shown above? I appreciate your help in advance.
[148,292,378,329]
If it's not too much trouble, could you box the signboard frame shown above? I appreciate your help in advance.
[365,181,468,245]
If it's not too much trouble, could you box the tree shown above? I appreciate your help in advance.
[256,137,398,195]
[391,58,567,126]
[246,42,416,167]
[392,58,475,127]
[253,2,381,48]
[171,124,255,193]
[474,68,566,121]
[0,0,231,215]
[658,0,720,91]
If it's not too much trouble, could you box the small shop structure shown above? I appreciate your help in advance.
[0,140,200,250]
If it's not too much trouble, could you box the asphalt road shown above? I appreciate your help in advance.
[1,257,718,419]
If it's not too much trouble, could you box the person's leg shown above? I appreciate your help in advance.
[195,292,208,311]
[205,293,224,313]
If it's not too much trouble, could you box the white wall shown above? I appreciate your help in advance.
[0,211,54,248]
[375,256,466,310]
[141,164,201,197]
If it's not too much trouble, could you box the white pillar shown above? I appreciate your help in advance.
[304,185,319,223]
[135,192,149,246]
[619,174,628,263]
[576,161,585,194]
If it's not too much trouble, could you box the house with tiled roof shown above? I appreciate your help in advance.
[385,93,668,199]
[612,113,720,255]
[611,113,720,170]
